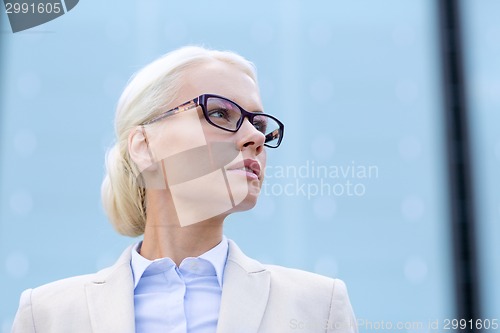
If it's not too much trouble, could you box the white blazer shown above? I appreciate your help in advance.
[12,240,357,333]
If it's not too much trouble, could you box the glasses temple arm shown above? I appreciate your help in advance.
[142,99,199,125]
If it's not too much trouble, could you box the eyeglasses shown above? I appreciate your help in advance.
[142,94,284,148]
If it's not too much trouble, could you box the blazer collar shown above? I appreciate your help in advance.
[83,240,270,333]
[85,245,136,333]
[216,239,270,333]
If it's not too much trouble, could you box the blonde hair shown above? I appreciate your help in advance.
[101,46,258,237]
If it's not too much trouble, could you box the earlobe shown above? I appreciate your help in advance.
[128,126,156,172]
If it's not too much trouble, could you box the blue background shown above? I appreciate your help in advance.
[1,0,499,331]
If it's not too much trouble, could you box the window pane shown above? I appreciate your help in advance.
[0,0,454,329]
[461,0,500,320]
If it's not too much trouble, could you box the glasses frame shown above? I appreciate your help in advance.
[141,94,284,148]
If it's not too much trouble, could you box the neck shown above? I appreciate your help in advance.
[141,220,224,266]
[139,190,225,266]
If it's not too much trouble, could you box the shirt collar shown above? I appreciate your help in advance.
[130,235,229,288]
[198,235,228,287]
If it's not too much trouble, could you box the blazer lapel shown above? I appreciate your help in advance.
[216,240,270,333]
[85,245,136,333]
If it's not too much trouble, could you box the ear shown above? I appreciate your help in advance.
[128,126,156,172]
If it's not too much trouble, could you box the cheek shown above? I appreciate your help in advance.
[200,119,234,143]
[145,110,208,161]
[259,150,267,179]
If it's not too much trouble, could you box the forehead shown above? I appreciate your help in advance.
[175,60,263,111]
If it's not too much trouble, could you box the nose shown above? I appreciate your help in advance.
[236,118,265,155]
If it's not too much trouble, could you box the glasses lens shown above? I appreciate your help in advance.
[206,96,282,148]
[253,114,281,148]
[206,97,241,131]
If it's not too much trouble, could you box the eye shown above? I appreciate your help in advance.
[253,119,267,134]
[208,108,230,120]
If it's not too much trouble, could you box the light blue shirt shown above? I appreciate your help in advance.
[130,236,229,333]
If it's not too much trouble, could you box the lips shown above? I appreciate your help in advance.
[227,158,261,178]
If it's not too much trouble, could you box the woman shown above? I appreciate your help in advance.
[12,46,357,333]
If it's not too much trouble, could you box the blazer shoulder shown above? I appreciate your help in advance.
[264,263,336,288]
[12,273,97,333]
[263,264,354,309]
[262,264,338,309]
[258,264,357,332]
[31,271,94,295]
[28,244,133,298]
[12,246,134,332]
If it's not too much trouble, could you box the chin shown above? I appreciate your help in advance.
[231,191,260,212]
